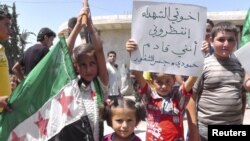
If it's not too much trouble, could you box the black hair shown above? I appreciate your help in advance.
[107,50,116,57]
[207,18,214,27]
[68,17,77,29]
[100,97,146,127]
[37,27,56,42]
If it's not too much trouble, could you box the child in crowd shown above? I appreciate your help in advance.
[0,6,12,111]
[186,21,246,141]
[49,4,108,141]
[10,74,19,91]
[100,97,146,141]
[126,39,197,141]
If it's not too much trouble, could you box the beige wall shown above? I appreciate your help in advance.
[100,29,131,68]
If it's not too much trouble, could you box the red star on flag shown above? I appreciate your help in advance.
[11,132,26,141]
[91,90,96,100]
[58,91,74,116]
[34,112,49,136]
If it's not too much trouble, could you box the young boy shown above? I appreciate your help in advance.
[186,21,246,141]
[49,5,109,141]
[0,7,12,111]
[126,39,197,141]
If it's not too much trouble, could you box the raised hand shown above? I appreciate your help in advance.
[126,39,138,54]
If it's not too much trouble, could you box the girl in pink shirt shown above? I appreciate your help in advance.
[100,97,146,141]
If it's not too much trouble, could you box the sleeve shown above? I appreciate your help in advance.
[181,83,193,97]
[178,84,193,111]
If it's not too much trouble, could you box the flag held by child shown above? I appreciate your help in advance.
[0,37,77,140]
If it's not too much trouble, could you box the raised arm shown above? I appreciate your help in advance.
[185,77,200,141]
[66,8,87,55]
[183,76,197,92]
[126,39,147,88]
[86,9,108,86]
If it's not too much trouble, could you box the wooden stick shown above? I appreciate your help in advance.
[82,0,89,25]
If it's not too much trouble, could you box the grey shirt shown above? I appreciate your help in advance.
[193,55,245,125]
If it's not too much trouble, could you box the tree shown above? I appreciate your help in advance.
[19,30,36,54]
[0,3,32,73]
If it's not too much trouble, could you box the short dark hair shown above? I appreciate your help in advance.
[107,50,116,57]
[211,21,238,40]
[207,18,214,27]
[0,7,11,20]
[37,27,56,41]
[68,17,77,29]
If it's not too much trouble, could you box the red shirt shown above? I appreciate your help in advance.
[139,84,191,141]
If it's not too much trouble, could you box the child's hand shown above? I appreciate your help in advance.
[0,96,12,111]
[77,7,89,28]
[126,39,138,53]
[105,98,112,105]
[201,41,209,55]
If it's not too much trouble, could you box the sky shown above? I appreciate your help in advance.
[1,0,250,47]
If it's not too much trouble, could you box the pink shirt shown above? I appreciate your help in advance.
[102,133,141,141]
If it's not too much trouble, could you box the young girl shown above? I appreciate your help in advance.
[100,97,147,141]
[126,39,197,141]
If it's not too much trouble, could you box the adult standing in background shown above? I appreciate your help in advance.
[106,50,120,99]
[0,7,12,111]
[12,27,56,80]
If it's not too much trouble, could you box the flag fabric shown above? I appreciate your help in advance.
[240,8,250,47]
[0,37,79,140]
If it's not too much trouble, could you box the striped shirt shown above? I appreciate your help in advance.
[193,55,245,125]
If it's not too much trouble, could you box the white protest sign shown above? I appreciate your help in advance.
[130,1,207,76]
[234,42,250,74]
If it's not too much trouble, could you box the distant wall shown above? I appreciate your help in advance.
[100,29,131,68]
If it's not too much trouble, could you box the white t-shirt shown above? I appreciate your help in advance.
[106,62,120,96]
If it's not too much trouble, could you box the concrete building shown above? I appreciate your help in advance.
[92,10,247,66]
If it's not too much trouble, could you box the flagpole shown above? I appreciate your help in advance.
[82,0,89,26]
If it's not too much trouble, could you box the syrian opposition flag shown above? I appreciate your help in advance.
[0,37,94,141]
[240,8,250,48]
[234,8,250,73]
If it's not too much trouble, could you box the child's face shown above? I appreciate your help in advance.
[211,31,237,60]
[0,17,11,41]
[153,75,175,97]
[76,54,98,82]
[111,107,137,140]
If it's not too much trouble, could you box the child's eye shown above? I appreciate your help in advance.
[227,38,236,42]
[217,38,236,43]
[116,119,123,123]
[79,63,86,67]
[127,119,133,122]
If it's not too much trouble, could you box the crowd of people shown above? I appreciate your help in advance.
[1,2,250,141]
